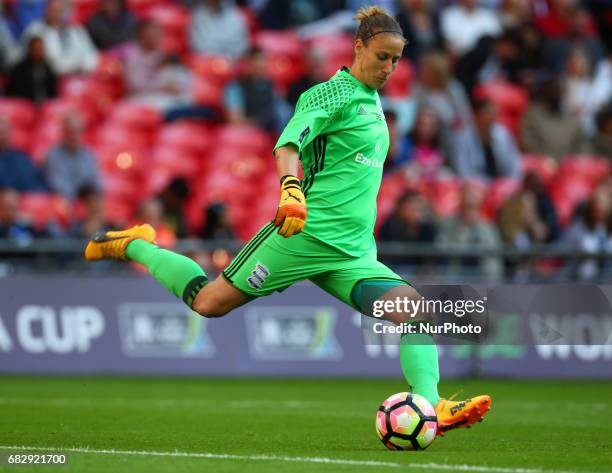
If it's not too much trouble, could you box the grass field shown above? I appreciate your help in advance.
[0,377,610,473]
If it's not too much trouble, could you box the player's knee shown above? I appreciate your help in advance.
[192,296,230,318]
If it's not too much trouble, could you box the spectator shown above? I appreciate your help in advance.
[379,190,437,266]
[522,172,560,242]
[521,77,589,160]
[414,52,475,155]
[85,0,137,50]
[121,19,164,96]
[201,202,236,240]
[594,104,612,159]
[440,0,501,57]
[0,117,48,192]
[404,107,446,178]
[224,47,283,131]
[455,28,524,94]
[44,113,101,200]
[21,0,98,75]
[189,0,249,60]
[499,0,532,29]
[159,178,190,239]
[565,187,612,281]
[497,189,549,248]
[132,54,195,113]
[68,187,115,238]
[450,99,522,179]
[396,0,443,63]
[135,198,177,248]
[287,47,328,108]
[541,5,605,74]
[0,188,37,243]
[6,35,57,104]
[436,184,503,280]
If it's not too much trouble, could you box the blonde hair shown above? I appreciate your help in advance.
[354,6,404,45]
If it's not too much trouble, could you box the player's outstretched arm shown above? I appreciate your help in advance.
[273,144,307,238]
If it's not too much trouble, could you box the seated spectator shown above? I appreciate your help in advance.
[455,28,524,94]
[189,0,249,60]
[21,0,98,75]
[541,5,605,74]
[287,47,328,108]
[396,0,443,63]
[440,0,501,57]
[44,113,101,200]
[121,19,164,96]
[0,117,48,192]
[159,178,190,239]
[450,99,522,179]
[68,187,115,238]
[379,190,437,267]
[565,187,612,281]
[403,107,446,178]
[414,52,475,155]
[224,47,283,131]
[522,172,560,242]
[132,54,195,113]
[0,188,37,243]
[436,184,503,280]
[594,104,612,159]
[200,202,235,240]
[521,77,589,160]
[135,198,177,248]
[6,35,57,104]
[85,0,137,50]
[497,189,549,249]
[562,47,607,136]
[499,0,532,29]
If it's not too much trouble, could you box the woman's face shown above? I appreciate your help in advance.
[354,33,405,90]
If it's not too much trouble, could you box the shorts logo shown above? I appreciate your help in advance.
[247,262,270,290]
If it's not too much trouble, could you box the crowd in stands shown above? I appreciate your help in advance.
[0,0,611,280]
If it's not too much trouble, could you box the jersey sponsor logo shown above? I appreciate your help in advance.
[299,126,311,143]
[247,262,270,290]
[355,152,384,169]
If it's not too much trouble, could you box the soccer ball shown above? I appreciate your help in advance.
[375,392,437,450]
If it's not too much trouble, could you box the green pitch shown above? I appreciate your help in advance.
[0,377,610,473]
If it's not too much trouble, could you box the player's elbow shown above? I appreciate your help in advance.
[192,297,231,318]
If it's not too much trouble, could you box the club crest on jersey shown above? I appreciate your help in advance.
[247,262,270,289]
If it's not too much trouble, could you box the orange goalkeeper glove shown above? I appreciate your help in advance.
[274,175,307,238]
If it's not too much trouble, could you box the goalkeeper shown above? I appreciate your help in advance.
[85,6,490,435]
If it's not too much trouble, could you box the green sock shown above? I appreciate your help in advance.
[400,330,440,406]
[126,239,208,308]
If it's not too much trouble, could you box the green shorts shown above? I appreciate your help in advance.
[222,222,407,310]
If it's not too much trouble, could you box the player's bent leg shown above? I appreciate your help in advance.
[191,276,251,318]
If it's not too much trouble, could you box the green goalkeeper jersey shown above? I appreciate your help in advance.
[274,67,389,257]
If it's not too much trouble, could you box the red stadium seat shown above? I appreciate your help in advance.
[127,0,167,18]
[94,124,150,150]
[156,122,212,156]
[192,79,224,108]
[0,98,36,130]
[214,125,271,154]
[189,55,236,85]
[381,59,413,98]
[309,34,354,78]
[146,4,190,54]
[558,155,611,186]
[550,176,594,226]
[107,101,162,133]
[424,178,463,217]
[71,0,98,24]
[19,193,70,229]
[255,30,304,57]
[151,147,201,176]
[521,154,558,185]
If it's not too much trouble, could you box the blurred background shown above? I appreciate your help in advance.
[0,0,610,379]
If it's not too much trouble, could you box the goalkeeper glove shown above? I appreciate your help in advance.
[274,175,307,238]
